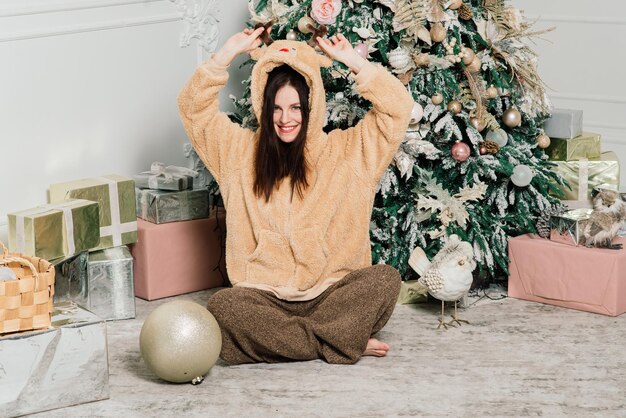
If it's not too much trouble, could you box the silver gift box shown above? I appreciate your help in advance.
[52,251,89,309]
[549,208,592,246]
[0,302,109,417]
[87,246,136,320]
[543,108,583,139]
[134,172,193,191]
[136,187,210,224]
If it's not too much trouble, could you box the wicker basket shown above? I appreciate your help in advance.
[0,242,55,335]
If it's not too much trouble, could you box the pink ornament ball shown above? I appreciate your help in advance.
[451,142,471,162]
[355,42,368,59]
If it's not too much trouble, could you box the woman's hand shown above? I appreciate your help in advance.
[316,34,367,74]
[213,27,267,67]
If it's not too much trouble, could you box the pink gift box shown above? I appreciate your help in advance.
[508,234,626,316]
[130,215,226,300]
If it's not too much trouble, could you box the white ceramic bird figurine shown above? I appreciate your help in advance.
[409,234,476,329]
[583,190,626,249]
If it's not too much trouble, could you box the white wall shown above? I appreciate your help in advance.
[510,0,626,180]
[0,0,249,243]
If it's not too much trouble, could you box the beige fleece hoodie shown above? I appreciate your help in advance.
[178,40,413,301]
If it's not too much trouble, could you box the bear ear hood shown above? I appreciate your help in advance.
[250,40,332,157]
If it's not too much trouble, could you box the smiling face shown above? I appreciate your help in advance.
[273,84,302,143]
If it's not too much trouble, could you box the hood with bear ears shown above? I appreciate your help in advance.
[250,40,333,159]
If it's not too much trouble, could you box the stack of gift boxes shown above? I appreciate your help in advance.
[2,174,137,416]
[132,162,226,301]
[508,109,626,317]
[1,162,226,417]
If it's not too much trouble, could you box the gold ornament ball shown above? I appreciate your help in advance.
[286,30,298,41]
[448,0,464,10]
[502,107,522,128]
[462,48,475,65]
[486,85,498,99]
[536,134,551,149]
[447,100,462,114]
[140,300,222,384]
[467,56,481,73]
[432,93,444,105]
[430,23,447,43]
[297,16,315,34]
[470,116,486,132]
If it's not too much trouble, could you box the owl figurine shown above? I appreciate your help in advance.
[582,190,626,249]
[408,235,476,329]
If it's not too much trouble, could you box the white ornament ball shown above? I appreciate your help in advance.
[486,128,508,147]
[388,47,412,71]
[297,16,315,34]
[335,92,345,100]
[409,102,424,125]
[140,300,222,384]
[511,164,533,187]
[286,30,298,41]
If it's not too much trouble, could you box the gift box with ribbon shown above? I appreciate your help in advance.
[550,151,620,207]
[133,161,197,191]
[135,188,209,224]
[49,175,137,251]
[7,200,100,260]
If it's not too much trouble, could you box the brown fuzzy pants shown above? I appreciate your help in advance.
[206,264,400,365]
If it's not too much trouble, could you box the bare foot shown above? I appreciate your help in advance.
[363,338,390,357]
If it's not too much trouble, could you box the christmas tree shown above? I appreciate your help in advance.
[226,0,564,285]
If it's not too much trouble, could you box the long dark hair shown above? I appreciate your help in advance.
[254,65,310,202]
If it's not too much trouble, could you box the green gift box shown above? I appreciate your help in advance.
[7,199,100,260]
[135,188,209,224]
[544,132,601,161]
[49,174,137,251]
[550,152,620,203]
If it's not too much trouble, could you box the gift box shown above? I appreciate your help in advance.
[7,199,99,261]
[87,246,135,320]
[52,251,89,309]
[544,132,601,161]
[52,247,135,320]
[543,108,583,139]
[131,214,226,300]
[550,151,619,202]
[397,280,427,304]
[0,302,109,417]
[49,174,138,251]
[136,188,209,224]
[549,208,592,246]
[508,234,626,316]
[133,161,197,191]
